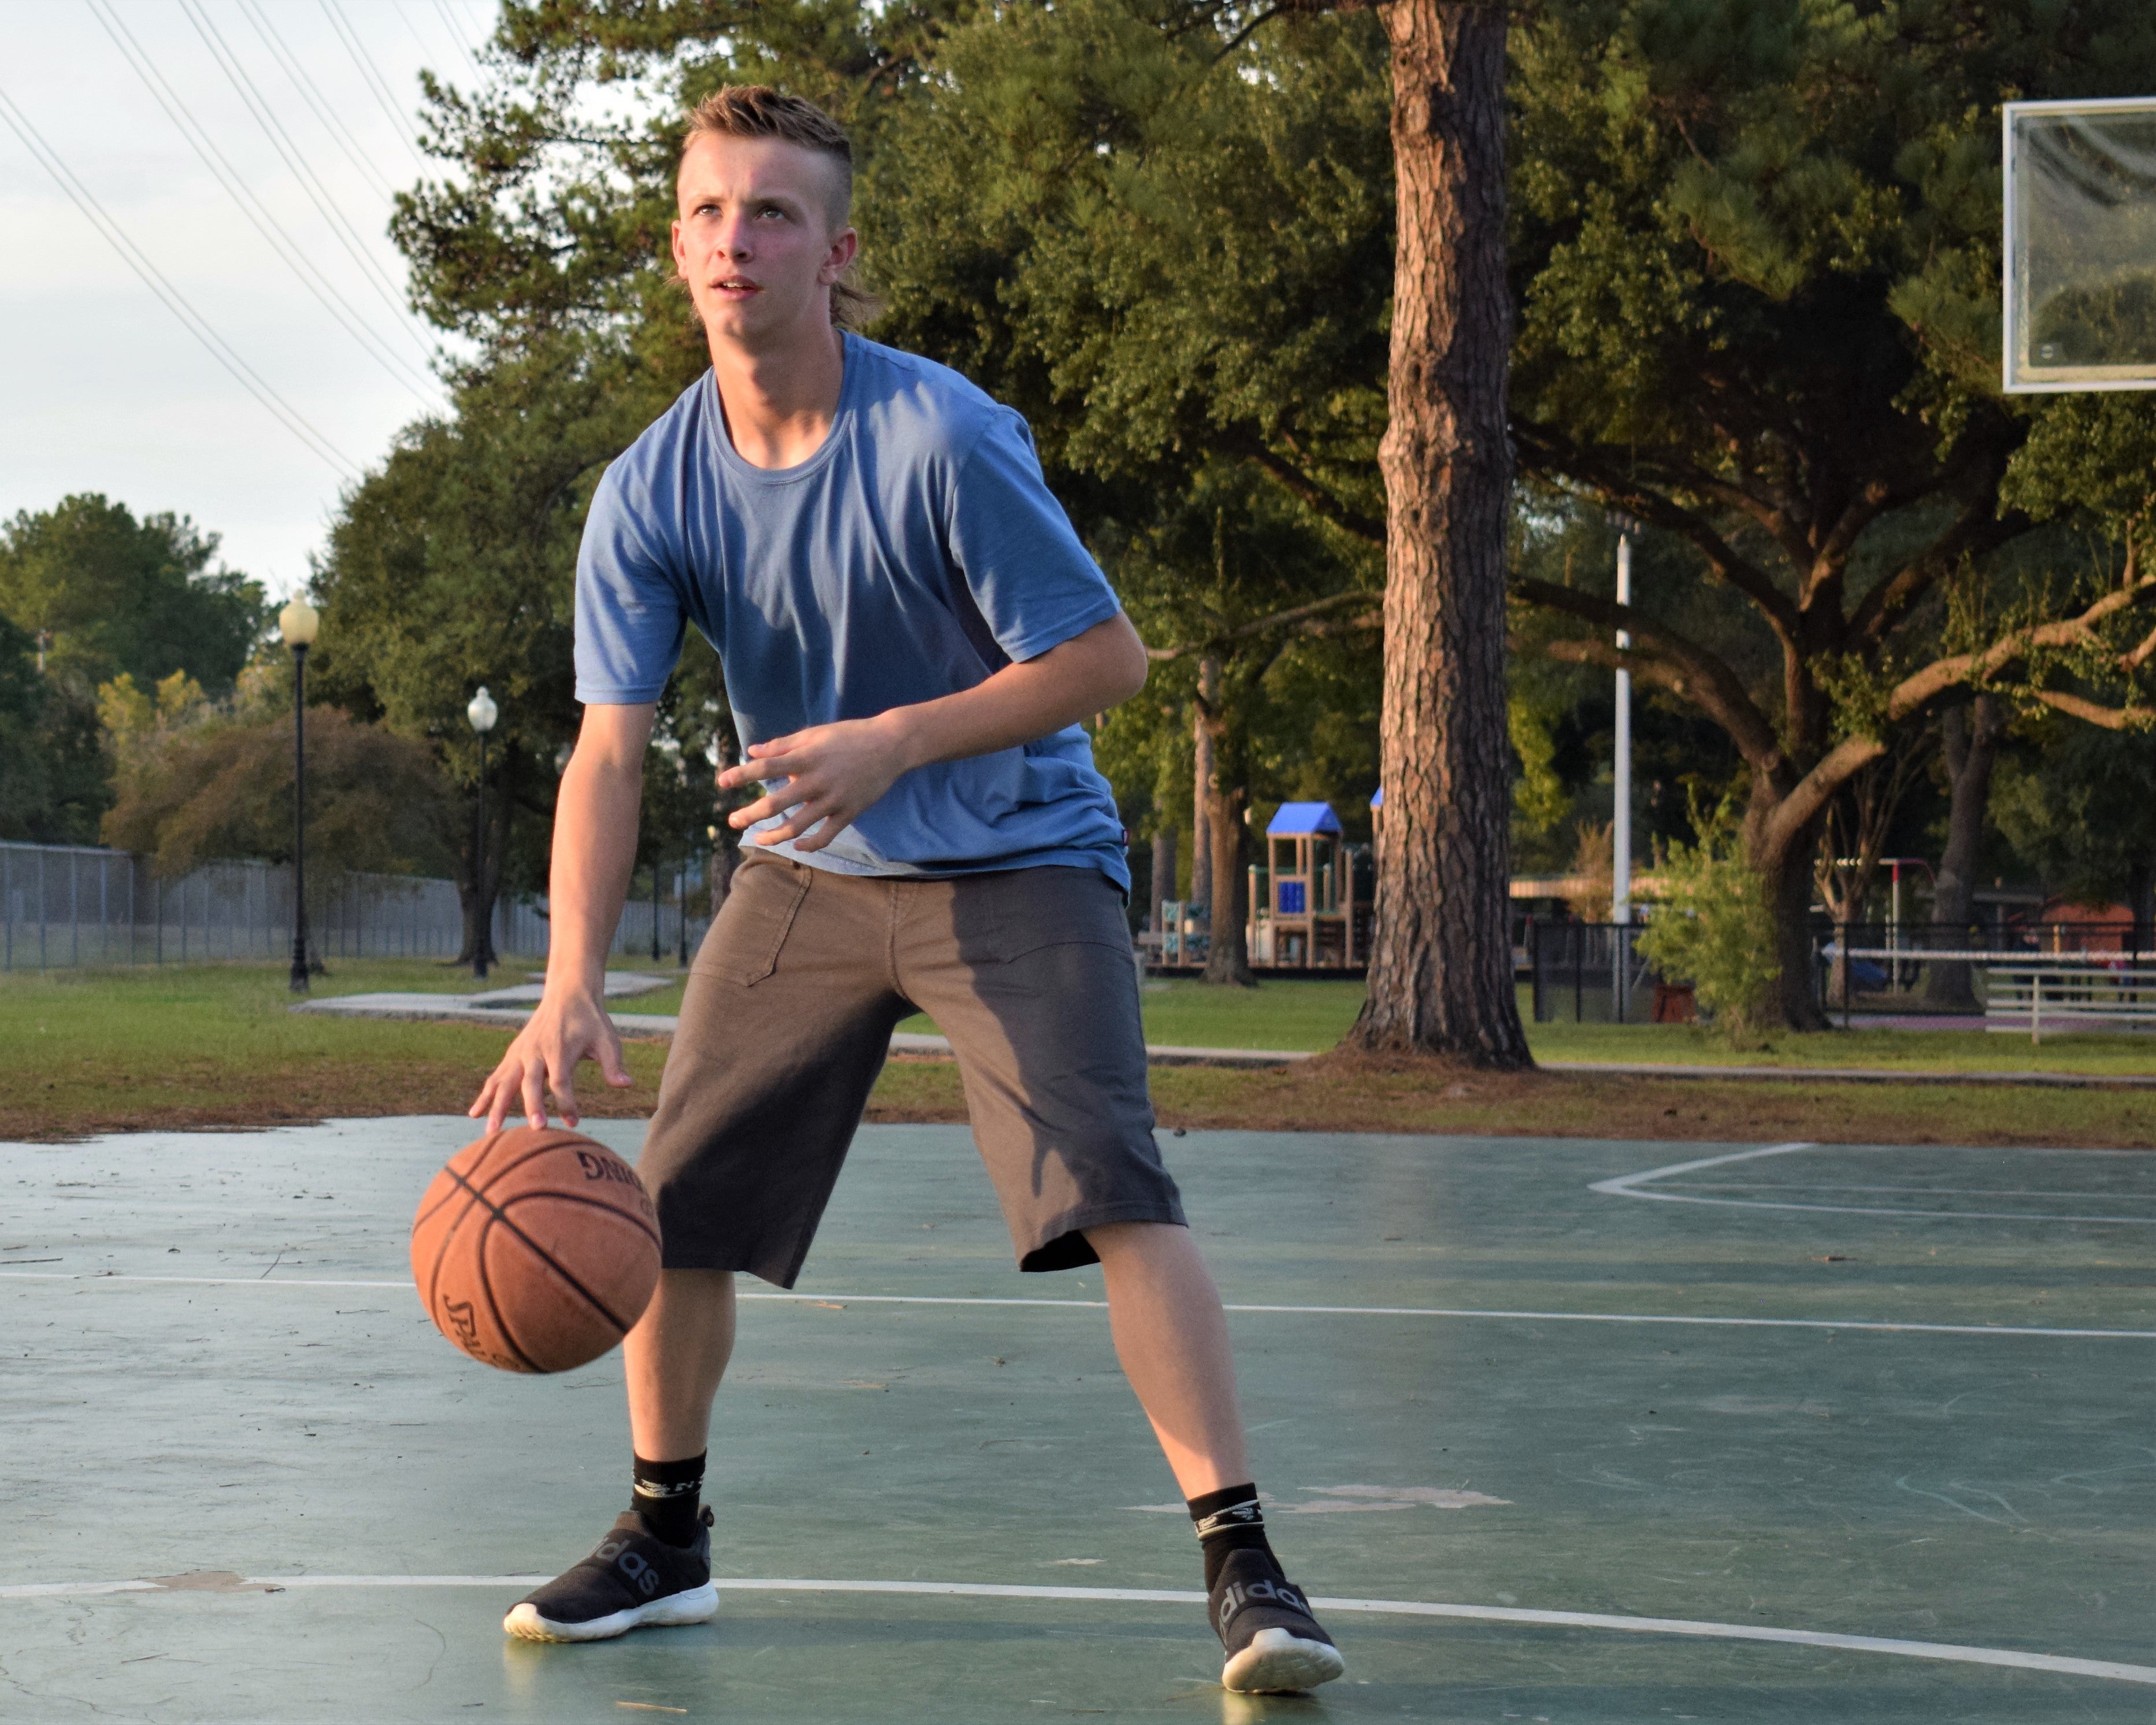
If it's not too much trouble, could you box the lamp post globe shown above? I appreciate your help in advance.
[279,599,320,993]
[468,687,499,980]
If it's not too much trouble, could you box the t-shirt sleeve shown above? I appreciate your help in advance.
[573,459,688,705]
[945,409,1123,664]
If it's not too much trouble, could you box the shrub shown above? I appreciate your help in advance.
[1635,799,1780,1045]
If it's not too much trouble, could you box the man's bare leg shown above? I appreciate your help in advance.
[624,1269,738,1460]
[1086,1221,1250,1495]
[1088,1220,1342,1691]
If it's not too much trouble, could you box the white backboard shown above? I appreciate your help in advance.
[2003,97,2156,393]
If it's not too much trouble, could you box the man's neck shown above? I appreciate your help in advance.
[709,320,847,471]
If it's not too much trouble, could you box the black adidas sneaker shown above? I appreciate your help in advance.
[503,1509,718,1643]
[1210,1546,1346,1693]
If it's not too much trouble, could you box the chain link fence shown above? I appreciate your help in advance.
[0,841,707,971]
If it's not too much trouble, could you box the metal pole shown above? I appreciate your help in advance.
[1573,920,1584,1023]
[1613,528,1633,927]
[677,860,690,968]
[290,644,310,992]
[473,728,490,981]
[650,846,663,964]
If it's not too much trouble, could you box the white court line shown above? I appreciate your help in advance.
[1,1272,2149,1339]
[2,1574,2150,1687]
[1591,1142,2156,1225]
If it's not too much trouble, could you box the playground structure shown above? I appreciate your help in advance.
[1247,801,1363,968]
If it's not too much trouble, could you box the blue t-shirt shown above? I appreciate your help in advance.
[574,334,1129,889]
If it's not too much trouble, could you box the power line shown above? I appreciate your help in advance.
[177,0,427,350]
[238,0,402,204]
[0,84,358,480]
[87,0,436,404]
[317,0,428,170]
[423,0,487,82]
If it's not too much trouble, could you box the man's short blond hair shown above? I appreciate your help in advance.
[679,86,875,329]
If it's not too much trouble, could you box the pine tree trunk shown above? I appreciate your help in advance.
[1347,0,1528,1064]
[1924,695,2002,1010]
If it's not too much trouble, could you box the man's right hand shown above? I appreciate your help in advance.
[469,989,634,1133]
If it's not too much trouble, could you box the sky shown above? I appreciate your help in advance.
[0,0,501,602]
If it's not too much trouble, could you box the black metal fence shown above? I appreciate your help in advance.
[1527,915,2151,1025]
[1528,921,1663,1023]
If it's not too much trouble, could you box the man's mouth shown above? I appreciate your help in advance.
[713,277,761,297]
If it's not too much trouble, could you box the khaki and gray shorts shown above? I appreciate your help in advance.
[639,854,1183,1287]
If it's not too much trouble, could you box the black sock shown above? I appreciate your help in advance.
[631,1452,706,1548]
[1188,1482,1273,1593]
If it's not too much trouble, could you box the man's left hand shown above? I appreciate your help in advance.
[719,713,912,853]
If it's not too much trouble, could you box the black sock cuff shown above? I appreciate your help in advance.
[632,1452,706,1498]
[1187,1482,1263,1541]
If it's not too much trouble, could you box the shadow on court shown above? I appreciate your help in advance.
[2,1120,2151,1722]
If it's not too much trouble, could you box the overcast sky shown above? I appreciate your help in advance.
[1,0,500,601]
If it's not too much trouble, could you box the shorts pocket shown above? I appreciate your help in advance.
[966,866,1132,965]
[701,857,813,986]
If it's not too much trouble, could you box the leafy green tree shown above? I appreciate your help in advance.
[0,613,107,845]
[1105,462,1381,982]
[307,355,641,961]
[1505,0,2156,1027]
[1994,720,2156,938]
[0,495,264,697]
[865,1,1390,983]
[100,698,457,885]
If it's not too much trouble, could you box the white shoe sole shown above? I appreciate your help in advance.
[502,1583,719,1643]
[1221,1626,1347,1693]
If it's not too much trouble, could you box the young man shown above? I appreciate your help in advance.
[469,86,1344,1697]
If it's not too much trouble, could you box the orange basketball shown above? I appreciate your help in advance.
[410,1126,662,1374]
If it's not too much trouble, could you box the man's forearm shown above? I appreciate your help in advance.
[544,738,647,998]
[879,612,1149,773]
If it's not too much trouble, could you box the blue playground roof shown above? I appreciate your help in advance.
[1267,801,1343,836]
[1370,787,1384,809]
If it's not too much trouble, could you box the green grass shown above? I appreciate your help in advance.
[0,959,669,1138]
[892,978,2156,1074]
[2,960,2150,1147]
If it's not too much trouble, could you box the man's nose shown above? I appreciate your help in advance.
[712,216,753,259]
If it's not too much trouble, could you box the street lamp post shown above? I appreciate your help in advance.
[467,686,498,980]
[279,598,320,994]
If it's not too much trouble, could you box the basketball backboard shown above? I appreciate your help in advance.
[2003,96,2156,392]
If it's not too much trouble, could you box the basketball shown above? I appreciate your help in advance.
[410,1126,663,1374]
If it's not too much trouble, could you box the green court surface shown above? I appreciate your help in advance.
[2,1123,2152,1723]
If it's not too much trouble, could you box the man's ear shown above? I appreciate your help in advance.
[818,225,860,285]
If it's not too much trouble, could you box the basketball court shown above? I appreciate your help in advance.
[2,1119,2150,1722]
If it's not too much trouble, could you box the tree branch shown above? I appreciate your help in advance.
[2027,689,2153,730]
[1880,569,2156,717]
[1223,432,1387,546]
[1848,495,2025,650]
[1145,588,1379,660]
[1511,577,1786,774]
[1511,421,1801,642]
[1757,568,2156,857]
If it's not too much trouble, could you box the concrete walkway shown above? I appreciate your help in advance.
[292,982,1309,1068]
